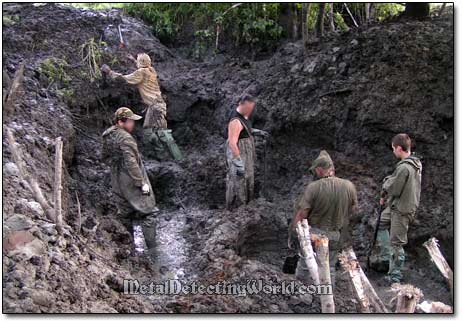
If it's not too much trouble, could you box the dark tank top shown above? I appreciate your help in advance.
[228,109,253,140]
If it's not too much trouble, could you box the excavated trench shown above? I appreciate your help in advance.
[69,89,453,310]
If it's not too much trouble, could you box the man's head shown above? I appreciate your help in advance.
[237,93,256,117]
[391,133,412,159]
[309,150,335,178]
[114,107,142,133]
[136,53,152,69]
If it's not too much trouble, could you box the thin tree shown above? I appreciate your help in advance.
[329,3,335,32]
[302,3,311,50]
[315,3,326,38]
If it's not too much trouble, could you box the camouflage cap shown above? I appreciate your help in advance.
[114,107,142,121]
[309,150,334,171]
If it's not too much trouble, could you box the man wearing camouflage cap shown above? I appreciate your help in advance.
[102,107,158,249]
[101,53,182,161]
[288,150,358,288]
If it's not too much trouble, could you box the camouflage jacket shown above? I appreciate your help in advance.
[102,125,156,214]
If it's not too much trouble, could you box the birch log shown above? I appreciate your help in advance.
[295,219,320,285]
[417,301,452,313]
[339,251,371,312]
[312,234,335,313]
[423,237,453,300]
[339,248,388,313]
[391,284,423,313]
[54,137,64,233]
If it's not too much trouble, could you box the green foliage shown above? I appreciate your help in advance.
[80,38,105,82]
[374,3,405,21]
[193,29,213,60]
[69,3,124,10]
[124,3,283,51]
[39,57,71,85]
[3,14,20,26]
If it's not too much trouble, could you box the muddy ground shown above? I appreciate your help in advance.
[2,3,454,313]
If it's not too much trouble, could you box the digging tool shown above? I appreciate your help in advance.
[367,203,384,269]
[262,137,268,198]
[118,24,125,49]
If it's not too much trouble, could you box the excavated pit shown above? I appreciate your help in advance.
[2,3,453,313]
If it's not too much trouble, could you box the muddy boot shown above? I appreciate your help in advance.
[143,128,167,160]
[157,129,183,161]
[141,213,158,250]
[369,229,392,272]
[387,245,405,284]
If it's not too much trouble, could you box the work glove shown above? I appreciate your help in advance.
[232,156,245,177]
[141,183,150,195]
[100,64,111,74]
[251,128,269,138]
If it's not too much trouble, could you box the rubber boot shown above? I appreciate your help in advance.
[387,245,405,283]
[370,229,392,272]
[141,214,157,250]
[143,128,167,160]
[157,129,183,161]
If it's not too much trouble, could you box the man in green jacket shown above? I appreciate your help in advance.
[374,133,422,283]
[288,150,358,288]
[102,107,159,249]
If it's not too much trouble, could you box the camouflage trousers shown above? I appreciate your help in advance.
[375,208,413,282]
[143,98,167,130]
[113,193,157,249]
[225,137,256,210]
[295,230,340,288]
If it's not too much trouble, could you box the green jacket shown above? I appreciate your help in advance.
[102,125,156,214]
[383,156,422,214]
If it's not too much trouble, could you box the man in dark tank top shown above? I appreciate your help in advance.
[225,94,268,210]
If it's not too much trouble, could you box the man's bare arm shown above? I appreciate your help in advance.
[228,119,243,158]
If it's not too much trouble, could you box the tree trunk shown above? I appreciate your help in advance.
[3,63,24,118]
[315,3,326,38]
[403,3,430,18]
[391,284,423,313]
[54,137,64,233]
[438,3,447,16]
[312,234,335,313]
[279,3,295,39]
[292,3,299,41]
[295,219,320,285]
[339,248,389,313]
[302,3,311,51]
[365,3,370,25]
[329,3,335,31]
[423,237,453,301]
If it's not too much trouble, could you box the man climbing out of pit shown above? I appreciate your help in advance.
[288,150,358,288]
[102,107,159,250]
[226,93,269,210]
[371,133,422,284]
[101,53,183,161]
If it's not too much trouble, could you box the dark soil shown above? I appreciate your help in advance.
[2,3,453,313]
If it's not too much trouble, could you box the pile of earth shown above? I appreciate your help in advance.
[2,3,453,312]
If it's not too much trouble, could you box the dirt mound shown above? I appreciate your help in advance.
[3,3,453,312]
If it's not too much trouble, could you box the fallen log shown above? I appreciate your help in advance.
[416,300,452,313]
[339,248,389,313]
[54,137,64,234]
[295,219,320,285]
[423,237,453,300]
[6,127,54,220]
[391,283,423,313]
[312,233,335,313]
